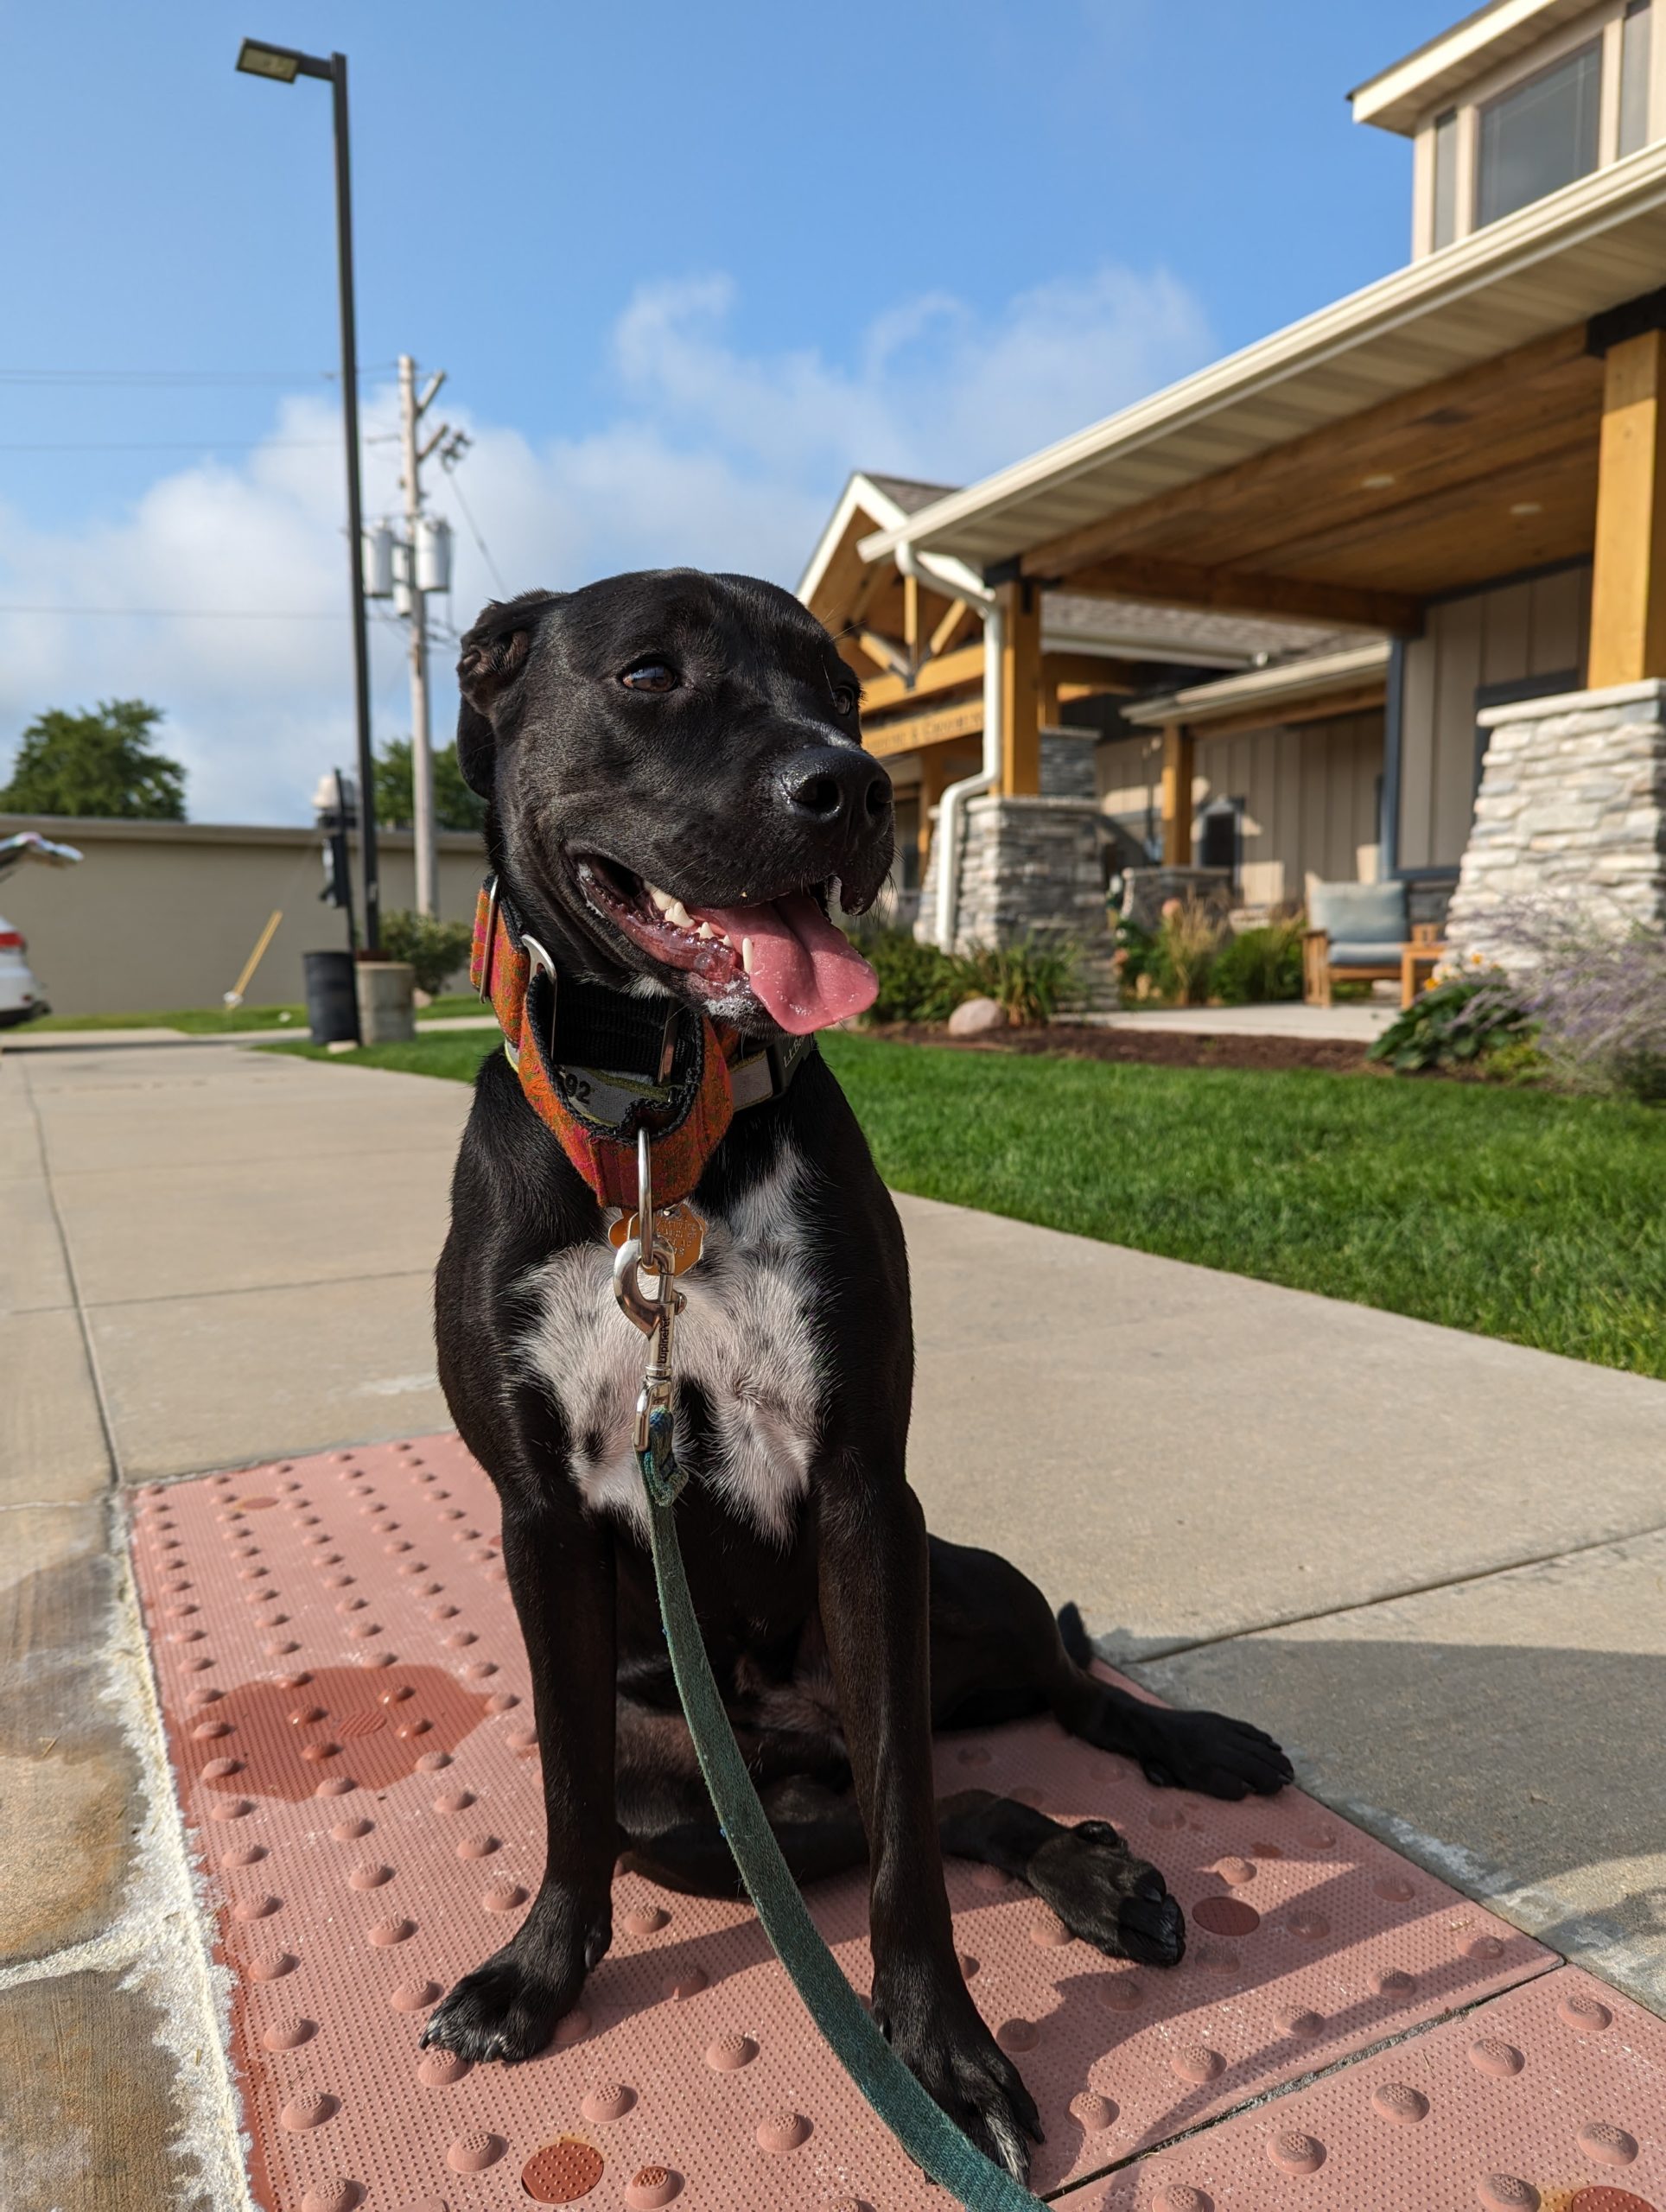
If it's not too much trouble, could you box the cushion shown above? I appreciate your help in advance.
[1308,879,1406,946]
[1326,940,1404,969]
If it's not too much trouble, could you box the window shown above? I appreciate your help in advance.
[1432,108,1459,246]
[1620,0,1653,157]
[1475,39,1601,228]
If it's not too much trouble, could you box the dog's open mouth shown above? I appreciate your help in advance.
[571,855,879,1035]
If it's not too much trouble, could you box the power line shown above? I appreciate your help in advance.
[442,467,508,594]
[0,604,341,620]
[0,365,399,386]
[1,445,339,458]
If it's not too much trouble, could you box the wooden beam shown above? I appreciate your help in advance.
[1000,581,1044,796]
[1588,327,1666,686]
[1160,722,1194,866]
[1058,553,1419,635]
[863,696,984,760]
[858,640,986,715]
[858,628,910,680]
[928,596,970,657]
[1021,323,1596,580]
[902,572,920,658]
[1038,651,1141,692]
[918,747,951,871]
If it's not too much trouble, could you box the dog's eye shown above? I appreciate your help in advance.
[620,659,678,693]
[831,683,858,716]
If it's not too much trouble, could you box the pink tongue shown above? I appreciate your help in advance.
[686,891,877,1034]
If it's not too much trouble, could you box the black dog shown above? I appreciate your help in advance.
[424,569,1291,2180]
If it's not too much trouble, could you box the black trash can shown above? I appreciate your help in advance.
[303,950,360,1045]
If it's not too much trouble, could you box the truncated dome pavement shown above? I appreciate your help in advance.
[129,1434,1666,2212]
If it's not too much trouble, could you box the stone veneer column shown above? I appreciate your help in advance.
[1445,678,1666,965]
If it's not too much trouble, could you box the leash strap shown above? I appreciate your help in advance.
[614,1136,1042,2212]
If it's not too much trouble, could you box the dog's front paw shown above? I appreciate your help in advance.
[874,1970,1042,2184]
[423,1901,608,2064]
[1133,1708,1293,1800]
[1027,1819,1185,1967]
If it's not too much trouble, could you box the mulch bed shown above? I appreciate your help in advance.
[867,1020,1379,1075]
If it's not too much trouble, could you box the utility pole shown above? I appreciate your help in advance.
[397,354,450,917]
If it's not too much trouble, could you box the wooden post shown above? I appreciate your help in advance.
[917,747,949,877]
[1588,327,1666,687]
[998,580,1044,795]
[1160,722,1195,865]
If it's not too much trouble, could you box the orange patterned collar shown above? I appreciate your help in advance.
[468,878,812,1210]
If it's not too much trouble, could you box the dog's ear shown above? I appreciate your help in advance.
[455,594,551,798]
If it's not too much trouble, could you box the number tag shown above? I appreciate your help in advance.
[608,1200,706,1275]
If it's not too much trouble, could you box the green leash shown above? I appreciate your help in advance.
[614,1131,1043,2212]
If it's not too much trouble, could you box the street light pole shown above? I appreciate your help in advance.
[237,37,380,952]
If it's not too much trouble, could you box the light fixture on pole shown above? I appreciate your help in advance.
[236,35,381,953]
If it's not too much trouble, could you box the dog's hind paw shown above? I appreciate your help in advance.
[1027,1818,1186,1967]
[1132,1708,1294,1800]
[423,1947,582,2066]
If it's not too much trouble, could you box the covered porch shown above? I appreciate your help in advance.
[856,144,1666,956]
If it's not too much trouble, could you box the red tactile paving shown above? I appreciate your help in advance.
[131,1434,1566,2212]
[1087,1965,1666,2212]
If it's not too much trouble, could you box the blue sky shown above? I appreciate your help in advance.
[0,0,1454,819]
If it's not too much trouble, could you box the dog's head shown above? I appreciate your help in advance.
[457,569,891,1037]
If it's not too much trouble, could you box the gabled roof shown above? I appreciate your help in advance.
[795,471,957,607]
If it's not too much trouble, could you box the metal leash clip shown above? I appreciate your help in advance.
[613,1128,688,1503]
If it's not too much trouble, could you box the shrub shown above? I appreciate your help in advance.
[1485,912,1666,1103]
[853,926,1078,1027]
[379,909,474,995]
[855,928,967,1024]
[1368,970,1537,1074]
[1211,918,1304,1005]
[1156,895,1225,1007]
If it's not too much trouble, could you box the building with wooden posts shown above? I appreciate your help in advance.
[817,0,1666,958]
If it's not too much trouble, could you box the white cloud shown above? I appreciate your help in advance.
[0,264,1212,822]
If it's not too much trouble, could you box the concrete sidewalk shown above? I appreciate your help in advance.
[4,1036,1665,2204]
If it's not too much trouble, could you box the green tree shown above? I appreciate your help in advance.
[372,738,486,834]
[0,699,186,820]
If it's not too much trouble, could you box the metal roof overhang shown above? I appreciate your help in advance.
[1122,641,1393,729]
[857,144,1666,578]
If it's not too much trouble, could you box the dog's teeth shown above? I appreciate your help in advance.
[665,898,693,929]
[646,885,674,914]
[741,936,754,976]
[696,922,716,940]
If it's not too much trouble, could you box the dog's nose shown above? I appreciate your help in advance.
[776,745,891,834]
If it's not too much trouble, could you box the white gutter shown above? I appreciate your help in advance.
[894,541,1002,951]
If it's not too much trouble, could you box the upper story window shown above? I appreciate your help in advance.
[1362,0,1663,260]
[1475,38,1602,227]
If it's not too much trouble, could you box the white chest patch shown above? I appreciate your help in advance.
[517,1141,827,1543]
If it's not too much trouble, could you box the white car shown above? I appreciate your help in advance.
[0,832,82,1027]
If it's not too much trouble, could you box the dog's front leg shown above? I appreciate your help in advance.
[817,1468,1043,2183]
[424,1489,616,2064]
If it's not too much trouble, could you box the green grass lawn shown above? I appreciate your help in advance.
[32,1002,308,1033]
[30,989,482,1034]
[264,1029,1666,1379]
